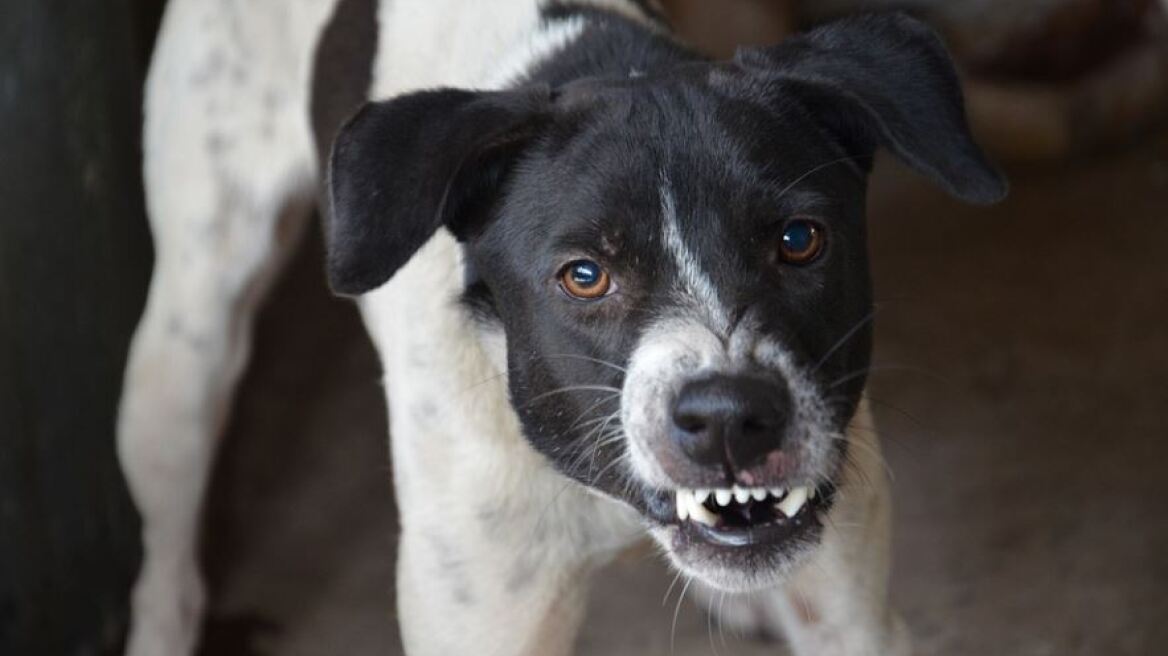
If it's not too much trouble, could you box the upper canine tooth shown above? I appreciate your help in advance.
[776,486,809,518]
[688,495,719,526]
[714,489,732,506]
[751,488,768,502]
[694,489,710,505]
[733,486,750,504]
[676,490,690,521]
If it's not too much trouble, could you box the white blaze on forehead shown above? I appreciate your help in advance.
[659,177,732,334]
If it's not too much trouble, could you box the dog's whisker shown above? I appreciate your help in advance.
[572,406,623,432]
[589,451,630,487]
[824,363,951,391]
[830,429,896,484]
[707,585,719,656]
[567,394,621,431]
[542,352,628,373]
[717,590,728,648]
[771,155,870,202]
[812,307,879,373]
[586,428,623,479]
[524,385,621,406]
[670,575,695,655]
[662,568,685,607]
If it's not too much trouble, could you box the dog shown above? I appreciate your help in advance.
[117,1,1006,654]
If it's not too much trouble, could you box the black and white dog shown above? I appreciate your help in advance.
[118,1,1005,654]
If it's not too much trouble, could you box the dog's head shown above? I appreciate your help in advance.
[327,14,1005,591]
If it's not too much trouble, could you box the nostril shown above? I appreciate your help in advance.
[671,401,724,467]
[740,417,773,436]
[673,412,707,434]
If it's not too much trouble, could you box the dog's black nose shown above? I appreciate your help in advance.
[671,375,791,471]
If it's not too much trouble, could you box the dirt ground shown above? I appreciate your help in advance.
[197,133,1168,655]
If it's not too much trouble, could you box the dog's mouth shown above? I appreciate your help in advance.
[673,484,830,546]
[645,483,834,550]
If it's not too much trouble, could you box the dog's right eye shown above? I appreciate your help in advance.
[559,260,613,300]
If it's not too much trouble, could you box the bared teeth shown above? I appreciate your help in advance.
[675,485,819,525]
[714,489,733,506]
[687,493,718,526]
[675,489,716,526]
[776,486,809,518]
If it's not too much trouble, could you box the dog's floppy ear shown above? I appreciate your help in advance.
[326,86,552,295]
[734,13,1007,204]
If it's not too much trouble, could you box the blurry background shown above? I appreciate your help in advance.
[1,0,1166,654]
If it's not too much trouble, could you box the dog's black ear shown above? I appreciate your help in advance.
[734,13,1007,205]
[326,86,552,295]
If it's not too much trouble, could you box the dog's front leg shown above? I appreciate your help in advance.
[391,435,639,656]
[395,516,588,656]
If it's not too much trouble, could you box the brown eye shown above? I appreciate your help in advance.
[559,260,612,299]
[778,219,825,264]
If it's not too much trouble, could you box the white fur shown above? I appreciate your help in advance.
[659,179,732,333]
[120,1,906,654]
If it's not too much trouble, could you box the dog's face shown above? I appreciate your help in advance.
[328,15,1005,591]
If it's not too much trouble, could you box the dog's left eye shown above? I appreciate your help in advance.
[559,260,613,300]
[778,219,825,265]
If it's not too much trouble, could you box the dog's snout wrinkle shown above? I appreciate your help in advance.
[670,374,791,474]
